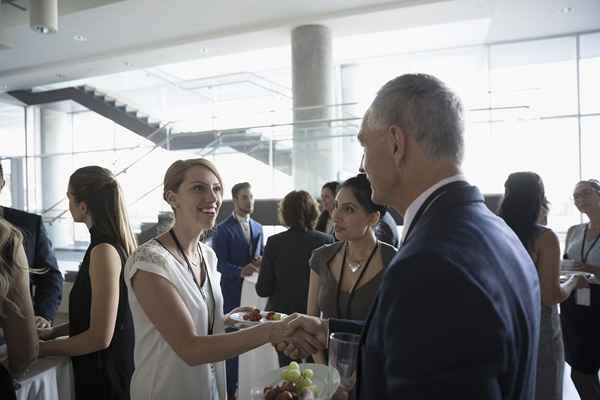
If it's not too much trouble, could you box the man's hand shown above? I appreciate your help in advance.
[34,316,51,329]
[271,313,328,359]
[241,263,258,277]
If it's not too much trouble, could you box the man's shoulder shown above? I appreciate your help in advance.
[2,207,42,228]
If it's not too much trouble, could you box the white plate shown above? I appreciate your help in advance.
[229,311,287,326]
[253,363,340,400]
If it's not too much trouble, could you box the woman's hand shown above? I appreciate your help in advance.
[37,326,55,341]
[224,306,259,327]
[573,274,590,289]
[575,264,600,278]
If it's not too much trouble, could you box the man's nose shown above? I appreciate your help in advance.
[359,153,365,173]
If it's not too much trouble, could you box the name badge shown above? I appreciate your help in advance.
[576,288,591,306]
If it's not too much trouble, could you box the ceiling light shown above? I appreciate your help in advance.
[30,0,58,34]
[561,7,574,13]
[73,35,87,42]
[0,84,7,91]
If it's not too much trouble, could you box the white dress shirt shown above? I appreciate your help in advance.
[400,174,467,244]
[234,212,252,245]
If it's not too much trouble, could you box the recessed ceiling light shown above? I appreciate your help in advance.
[0,84,7,91]
[199,47,209,54]
[561,7,574,13]
[123,61,131,67]
[73,34,87,42]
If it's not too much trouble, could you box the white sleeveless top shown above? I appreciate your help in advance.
[125,240,226,400]
[565,223,600,285]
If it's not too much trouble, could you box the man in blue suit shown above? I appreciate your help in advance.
[212,181,264,399]
[278,74,541,400]
[0,164,63,329]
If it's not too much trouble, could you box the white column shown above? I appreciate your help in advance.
[9,158,26,210]
[291,25,339,196]
[40,109,72,248]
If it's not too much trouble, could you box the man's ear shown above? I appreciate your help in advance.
[389,125,406,168]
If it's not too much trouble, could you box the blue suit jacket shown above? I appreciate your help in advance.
[2,207,63,321]
[331,182,540,400]
[212,214,264,313]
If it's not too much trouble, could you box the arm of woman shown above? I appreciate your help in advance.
[306,270,326,364]
[130,269,293,366]
[537,230,578,305]
[3,245,38,374]
[40,244,121,356]
[255,239,275,298]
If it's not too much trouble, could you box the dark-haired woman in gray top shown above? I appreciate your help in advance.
[307,174,397,364]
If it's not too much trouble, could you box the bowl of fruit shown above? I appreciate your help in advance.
[254,362,340,400]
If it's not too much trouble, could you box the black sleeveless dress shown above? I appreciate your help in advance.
[68,226,134,400]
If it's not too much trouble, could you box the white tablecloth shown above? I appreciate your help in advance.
[238,273,279,400]
[16,356,73,400]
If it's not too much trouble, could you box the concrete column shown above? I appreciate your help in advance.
[291,25,339,196]
[9,158,26,210]
[40,109,72,248]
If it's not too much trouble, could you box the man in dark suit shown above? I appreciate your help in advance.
[0,164,63,329]
[279,74,541,400]
[212,181,264,399]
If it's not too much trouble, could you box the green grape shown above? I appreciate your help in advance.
[296,377,313,391]
[301,368,314,379]
[288,361,300,371]
[282,369,301,383]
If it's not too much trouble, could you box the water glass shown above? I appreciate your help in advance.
[328,332,360,398]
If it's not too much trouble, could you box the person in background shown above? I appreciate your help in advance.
[255,190,334,367]
[124,159,292,400]
[0,218,37,400]
[315,181,340,235]
[0,163,63,329]
[307,173,397,364]
[561,179,600,400]
[211,181,264,399]
[38,166,136,400]
[374,209,399,248]
[498,172,586,400]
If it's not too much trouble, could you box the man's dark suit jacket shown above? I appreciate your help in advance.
[2,207,63,321]
[330,182,540,400]
[255,227,334,315]
[212,214,264,313]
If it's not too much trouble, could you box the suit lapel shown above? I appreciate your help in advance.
[229,215,251,256]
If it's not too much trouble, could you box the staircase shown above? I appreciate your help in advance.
[8,86,292,174]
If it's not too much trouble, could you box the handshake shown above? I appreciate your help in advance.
[269,313,329,359]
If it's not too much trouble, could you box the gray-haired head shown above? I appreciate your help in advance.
[367,73,464,164]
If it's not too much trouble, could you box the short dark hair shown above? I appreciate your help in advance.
[321,181,340,196]
[278,190,319,231]
[576,179,600,192]
[231,182,251,199]
[340,174,386,216]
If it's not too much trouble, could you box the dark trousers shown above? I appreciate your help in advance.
[225,327,239,397]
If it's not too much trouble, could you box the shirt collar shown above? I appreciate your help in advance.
[400,174,466,244]
[233,212,250,223]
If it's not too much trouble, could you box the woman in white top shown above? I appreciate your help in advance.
[125,159,298,400]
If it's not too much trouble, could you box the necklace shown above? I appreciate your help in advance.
[347,261,362,273]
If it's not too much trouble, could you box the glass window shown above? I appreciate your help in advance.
[579,32,600,114]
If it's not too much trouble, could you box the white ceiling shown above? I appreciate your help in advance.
[0,0,599,92]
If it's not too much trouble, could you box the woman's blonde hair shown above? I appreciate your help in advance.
[0,218,26,317]
[69,166,137,257]
[163,158,223,207]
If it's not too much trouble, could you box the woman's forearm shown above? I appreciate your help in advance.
[182,324,275,366]
[558,277,579,303]
[40,328,111,357]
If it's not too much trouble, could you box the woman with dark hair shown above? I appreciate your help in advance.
[498,172,585,400]
[0,218,37,400]
[315,181,340,235]
[307,173,397,364]
[561,179,600,400]
[38,166,137,400]
[256,190,334,366]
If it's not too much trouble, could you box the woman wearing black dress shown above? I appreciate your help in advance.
[38,166,137,399]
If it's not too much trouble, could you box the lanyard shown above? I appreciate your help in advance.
[336,241,379,319]
[170,229,216,335]
[581,224,600,264]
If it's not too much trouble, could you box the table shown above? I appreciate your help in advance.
[15,356,73,400]
[238,273,279,400]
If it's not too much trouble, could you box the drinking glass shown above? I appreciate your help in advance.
[328,332,360,399]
